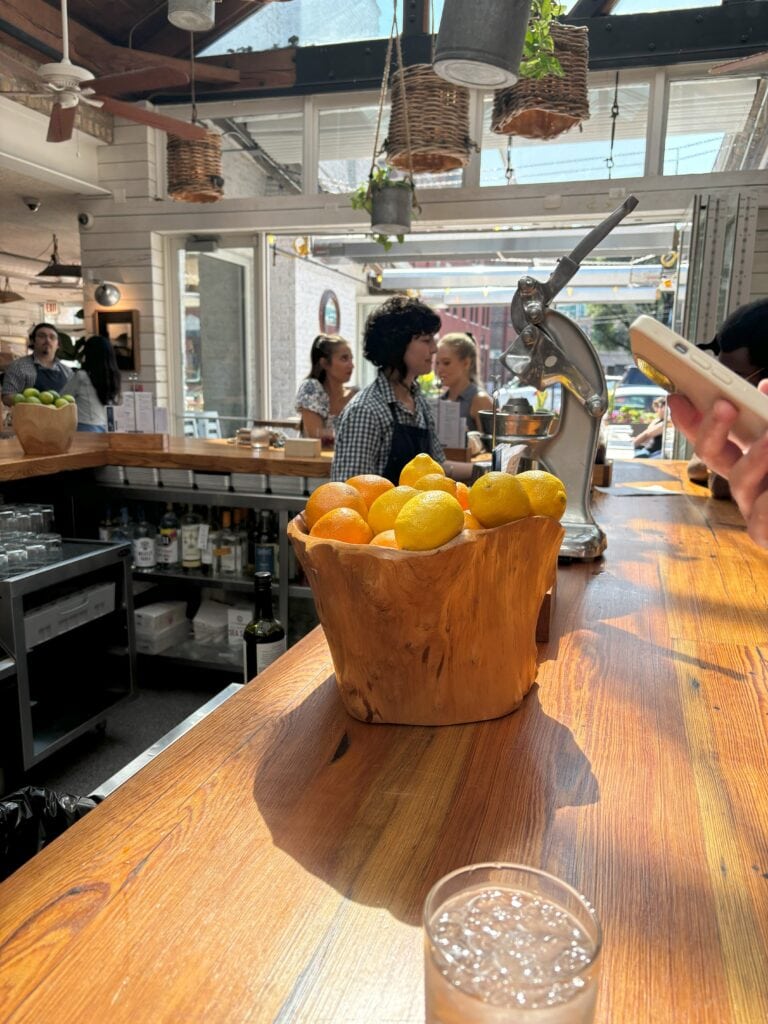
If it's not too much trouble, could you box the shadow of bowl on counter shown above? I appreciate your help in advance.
[252,679,599,926]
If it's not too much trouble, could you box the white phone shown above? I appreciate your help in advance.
[629,315,768,446]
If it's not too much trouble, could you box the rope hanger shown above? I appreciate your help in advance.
[368,1,415,192]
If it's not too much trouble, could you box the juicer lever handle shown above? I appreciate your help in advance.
[547,195,639,300]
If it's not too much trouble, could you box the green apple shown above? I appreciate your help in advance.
[62,394,76,404]
[24,395,42,405]
[12,393,26,404]
[22,387,40,399]
[39,391,55,405]
[54,398,69,409]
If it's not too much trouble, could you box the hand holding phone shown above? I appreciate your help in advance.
[628,315,768,447]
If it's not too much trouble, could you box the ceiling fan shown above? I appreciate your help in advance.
[0,0,208,143]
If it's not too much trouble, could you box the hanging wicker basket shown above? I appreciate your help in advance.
[167,130,224,204]
[385,64,473,174]
[491,24,590,141]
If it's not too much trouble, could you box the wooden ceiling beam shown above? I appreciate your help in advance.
[0,0,240,84]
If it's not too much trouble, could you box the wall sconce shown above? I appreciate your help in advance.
[95,282,121,307]
[167,0,216,32]
[434,0,531,89]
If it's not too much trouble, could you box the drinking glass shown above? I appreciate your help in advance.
[0,509,16,535]
[0,547,8,577]
[320,424,335,451]
[37,533,63,562]
[4,544,28,574]
[24,539,48,566]
[423,863,601,1024]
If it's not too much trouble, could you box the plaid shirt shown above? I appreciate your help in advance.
[2,355,71,397]
[331,372,444,481]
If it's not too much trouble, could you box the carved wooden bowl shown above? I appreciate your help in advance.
[12,402,78,455]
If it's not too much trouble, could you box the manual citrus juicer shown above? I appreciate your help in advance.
[492,195,639,560]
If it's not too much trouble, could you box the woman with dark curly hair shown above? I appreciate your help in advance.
[62,335,121,432]
[331,295,474,483]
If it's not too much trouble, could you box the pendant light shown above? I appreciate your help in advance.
[36,234,82,278]
[433,0,532,89]
[0,277,23,303]
[167,0,215,32]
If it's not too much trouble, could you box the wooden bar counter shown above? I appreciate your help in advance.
[0,434,333,482]
[1,460,767,1022]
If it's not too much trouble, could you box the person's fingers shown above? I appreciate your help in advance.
[759,380,768,397]
[691,399,743,477]
[746,492,768,548]
[728,433,768,521]
[667,393,702,443]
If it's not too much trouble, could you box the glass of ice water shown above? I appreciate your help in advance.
[423,863,601,1024]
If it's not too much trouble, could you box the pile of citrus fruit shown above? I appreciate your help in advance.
[11,387,75,409]
[302,454,566,552]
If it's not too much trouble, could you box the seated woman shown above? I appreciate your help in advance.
[633,396,667,458]
[435,332,493,434]
[294,334,355,444]
[62,335,121,432]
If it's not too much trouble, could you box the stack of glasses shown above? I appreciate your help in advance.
[0,503,62,575]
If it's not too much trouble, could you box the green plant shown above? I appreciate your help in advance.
[519,0,566,80]
[350,166,418,251]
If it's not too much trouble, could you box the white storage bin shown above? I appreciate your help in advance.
[24,603,57,649]
[266,474,303,495]
[125,466,160,486]
[231,472,268,494]
[193,600,229,645]
[135,600,188,636]
[159,468,195,488]
[135,619,189,655]
[94,465,127,485]
[24,582,117,649]
[194,472,231,491]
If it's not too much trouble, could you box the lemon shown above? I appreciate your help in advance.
[62,394,76,404]
[516,470,567,521]
[368,485,418,535]
[394,491,464,551]
[399,453,445,487]
[39,391,55,405]
[22,387,40,398]
[413,473,457,496]
[12,393,26,405]
[468,472,531,528]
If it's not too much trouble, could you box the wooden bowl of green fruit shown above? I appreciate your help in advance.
[11,389,77,455]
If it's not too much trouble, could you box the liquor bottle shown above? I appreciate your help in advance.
[233,508,249,575]
[156,503,180,570]
[181,504,202,571]
[133,506,157,572]
[201,507,219,577]
[242,571,286,681]
[253,509,275,575]
[99,505,113,542]
[111,506,134,544]
[217,510,239,576]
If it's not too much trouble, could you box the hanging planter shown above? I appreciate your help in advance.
[351,168,418,251]
[385,64,473,174]
[491,21,590,141]
[167,129,224,204]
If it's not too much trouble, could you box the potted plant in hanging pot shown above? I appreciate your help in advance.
[491,0,590,142]
[350,166,420,251]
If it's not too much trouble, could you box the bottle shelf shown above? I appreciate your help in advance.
[131,569,305,594]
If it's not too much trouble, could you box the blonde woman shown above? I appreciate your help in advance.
[435,332,493,433]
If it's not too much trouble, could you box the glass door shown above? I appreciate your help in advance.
[178,245,255,439]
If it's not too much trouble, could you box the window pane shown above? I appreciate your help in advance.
[318,105,388,193]
[613,0,718,11]
[222,111,303,197]
[480,80,649,185]
[201,0,389,56]
[664,77,766,175]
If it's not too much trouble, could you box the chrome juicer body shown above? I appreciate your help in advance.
[499,196,639,560]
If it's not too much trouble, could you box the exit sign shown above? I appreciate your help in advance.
[44,301,59,315]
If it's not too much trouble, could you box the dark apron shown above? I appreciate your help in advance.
[34,363,68,394]
[382,404,432,484]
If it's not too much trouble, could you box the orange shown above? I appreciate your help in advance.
[399,453,445,487]
[516,470,567,521]
[455,481,471,510]
[368,485,419,535]
[394,491,464,551]
[305,481,368,529]
[309,507,373,544]
[414,473,457,497]
[463,509,483,531]
[345,473,394,510]
[370,529,399,548]
[468,472,531,528]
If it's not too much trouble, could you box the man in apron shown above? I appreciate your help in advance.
[331,296,475,485]
[2,323,72,406]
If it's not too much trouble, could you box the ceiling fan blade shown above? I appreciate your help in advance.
[47,102,76,142]
[84,66,189,98]
[96,96,209,140]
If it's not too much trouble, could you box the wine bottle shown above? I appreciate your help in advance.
[243,571,286,681]
[254,509,275,575]
[156,503,180,570]
[181,504,202,571]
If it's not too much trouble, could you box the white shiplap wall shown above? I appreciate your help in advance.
[751,205,768,302]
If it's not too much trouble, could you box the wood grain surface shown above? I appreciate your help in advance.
[1,460,767,1023]
[0,436,333,482]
